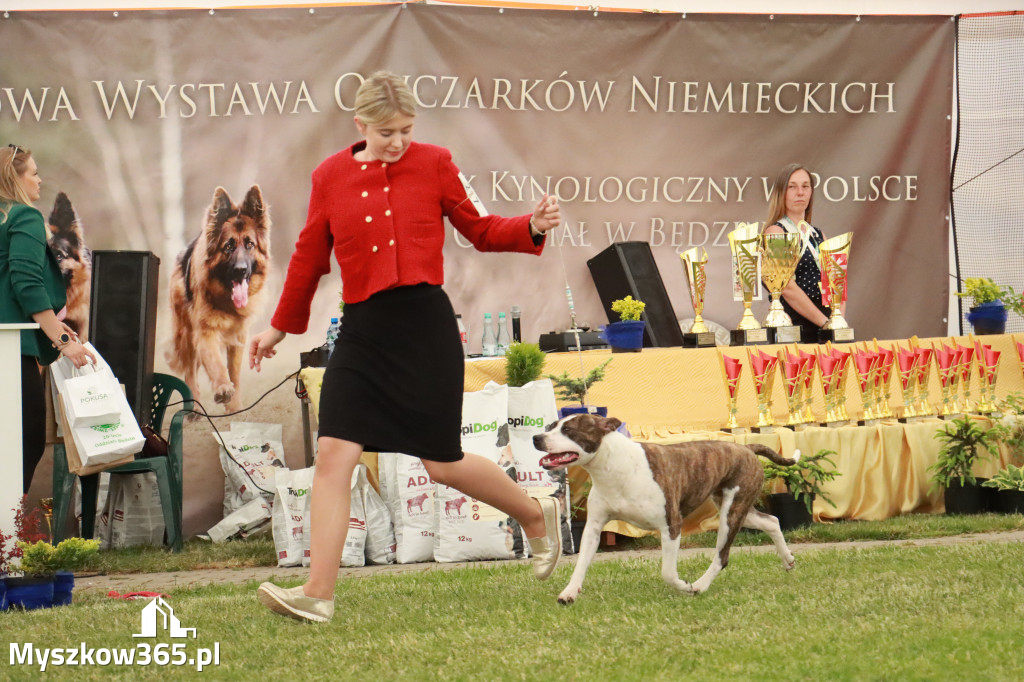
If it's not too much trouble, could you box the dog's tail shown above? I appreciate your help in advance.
[747,443,800,467]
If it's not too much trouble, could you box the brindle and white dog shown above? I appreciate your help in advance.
[533,413,798,604]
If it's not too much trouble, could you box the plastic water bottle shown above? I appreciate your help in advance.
[456,314,469,357]
[326,317,341,356]
[496,312,511,356]
[481,313,497,356]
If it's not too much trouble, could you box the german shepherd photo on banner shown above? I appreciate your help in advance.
[47,192,92,341]
[167,185,271,414]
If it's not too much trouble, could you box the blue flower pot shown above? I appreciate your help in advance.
[5,576,55,611]
[602,320,646,352]
[559,406,608,419]
[53,571,75,606]
[967,301,1007,335]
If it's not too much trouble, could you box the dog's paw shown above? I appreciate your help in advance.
[783,555,795,571]
[213,382,236,405]
[557,589,579,605]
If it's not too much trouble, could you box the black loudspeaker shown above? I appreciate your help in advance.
[587,241,685,348]
[88,251,160,424]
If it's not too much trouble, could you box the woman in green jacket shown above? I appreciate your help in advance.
[0,144,94,493]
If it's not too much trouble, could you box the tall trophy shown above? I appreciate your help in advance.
[818,232,855,343]
[680,247,716,348]
[728,222,768,346]
[759,230,803,344]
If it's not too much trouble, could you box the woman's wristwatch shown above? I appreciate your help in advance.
[56,332,72,350]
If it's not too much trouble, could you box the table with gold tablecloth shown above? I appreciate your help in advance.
[298,332,1024,536]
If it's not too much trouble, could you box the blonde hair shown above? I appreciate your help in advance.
[354,71,417,126]
[765,163,814,229]
[0,144,34,221]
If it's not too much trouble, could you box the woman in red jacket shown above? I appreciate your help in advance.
[249,72,562,623]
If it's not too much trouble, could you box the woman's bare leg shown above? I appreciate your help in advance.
[303,436,364,599]
[423,453,546,537]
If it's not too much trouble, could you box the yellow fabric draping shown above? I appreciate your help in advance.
[298,334,1024,538]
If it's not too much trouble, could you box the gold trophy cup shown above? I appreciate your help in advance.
[818,231,855,343]
[728,222,768,346]
[680,247,716,348]
[759,231,803,344]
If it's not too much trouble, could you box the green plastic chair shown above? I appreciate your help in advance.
[52,372,193,552]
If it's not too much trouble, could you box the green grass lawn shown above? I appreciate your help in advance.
[71,511,1024,575]
[4,541,1023,680]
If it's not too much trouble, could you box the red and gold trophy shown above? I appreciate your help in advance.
[798,348,818,424]
[933,344,960,417]
[1015,336,1024,381]
[913,346,936,417]
[747,347,779,430]
[895,346,920,419]
[956,342,976,413]
[779,349,806,427]
[718,350,745,432]
[974,340,1001,414]
[818,232,855,343]
[817,347,850,426]
[680,247,716,348]
[872,341,896,419]
[852,346,880,423]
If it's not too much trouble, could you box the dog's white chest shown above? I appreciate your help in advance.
[586,441,668,531]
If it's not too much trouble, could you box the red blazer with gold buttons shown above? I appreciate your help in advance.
[271,141,544,334]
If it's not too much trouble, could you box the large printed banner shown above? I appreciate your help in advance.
[1,5,952,416]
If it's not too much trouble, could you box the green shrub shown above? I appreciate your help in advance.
[929,415,997,492]
[761,449,839,514]
[504,342,546,387]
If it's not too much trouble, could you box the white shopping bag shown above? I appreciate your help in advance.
[60,364,122,428]
[51,342,146,468]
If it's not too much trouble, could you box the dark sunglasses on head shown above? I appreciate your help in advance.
[5,144,20,167]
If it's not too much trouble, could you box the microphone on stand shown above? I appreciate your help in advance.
[510,305,522,343]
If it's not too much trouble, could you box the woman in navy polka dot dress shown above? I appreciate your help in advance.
[762,163,842,343]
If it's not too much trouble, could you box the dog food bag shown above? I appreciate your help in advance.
[216,422,287,511]
[359,465,397,565]
[106,472,167,548]
[271,467,315,566]
[208,497,273,544]
[508,380,573,553]
[434,382,523,563]
[379,452,437,564]
[303,464,367,568]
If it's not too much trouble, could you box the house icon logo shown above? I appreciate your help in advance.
[133,597,197,639]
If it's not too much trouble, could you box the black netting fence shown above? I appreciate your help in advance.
[952,12,1024,334]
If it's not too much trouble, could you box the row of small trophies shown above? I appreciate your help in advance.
[716,336,1024,431]
[680,223,854,346]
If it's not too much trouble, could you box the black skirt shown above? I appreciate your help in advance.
[318,284,465,462]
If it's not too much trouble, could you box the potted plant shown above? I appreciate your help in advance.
[1,496,100,610]
[11,537,100,609]
[956,277,1024,335]
[504,342,546,388]
[601,295,646,352]
[981,464,1024,514]
[929,415,997,514]
[990,393,1024,457]
[548,358,612,418]
[759,449,839,530]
